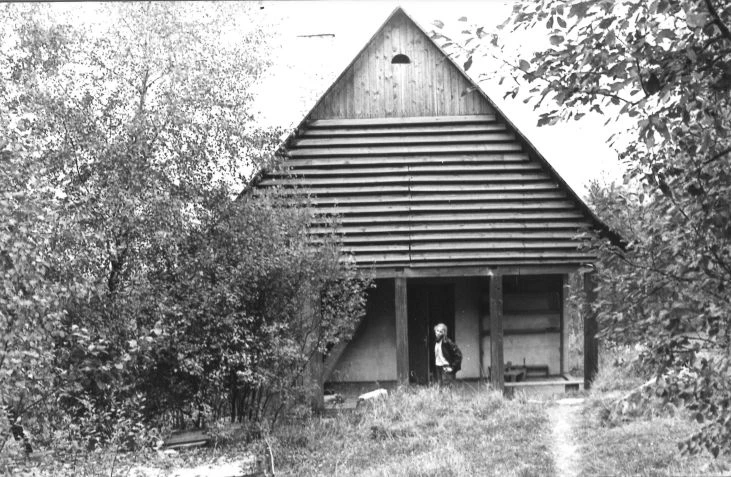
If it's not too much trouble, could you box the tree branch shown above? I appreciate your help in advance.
[702,146,731,164]
[704,0,731,43]
[587,88,642,106]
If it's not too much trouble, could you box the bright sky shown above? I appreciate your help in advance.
[252,0,627,198]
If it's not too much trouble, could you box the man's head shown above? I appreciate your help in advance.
[434,323,447,341]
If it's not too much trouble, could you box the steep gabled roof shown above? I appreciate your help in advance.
[254,7,619,273]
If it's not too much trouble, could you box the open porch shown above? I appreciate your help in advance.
[323,266,599,395]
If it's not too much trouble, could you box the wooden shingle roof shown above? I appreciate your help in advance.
[254,7,615,275]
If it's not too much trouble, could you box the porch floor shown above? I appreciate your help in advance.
[504,374,584,398]
[323,374,585,414]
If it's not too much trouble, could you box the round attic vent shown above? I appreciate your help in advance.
[391,54,411,64]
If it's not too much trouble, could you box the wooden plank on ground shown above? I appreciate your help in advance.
[164,430,210,450]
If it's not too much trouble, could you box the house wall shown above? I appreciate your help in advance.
[329,275,565,382]
[482,335,561,375]
[454,278,482,379]
[329,279,397,382]
[330,278,484,382]
[482,275,563,375]
[309,10,493,119]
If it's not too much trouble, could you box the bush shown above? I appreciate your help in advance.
[592,345,652,393]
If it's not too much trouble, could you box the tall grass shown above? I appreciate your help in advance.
[576,404,730,476]
[575,345,731,476]
[271,385,553,476]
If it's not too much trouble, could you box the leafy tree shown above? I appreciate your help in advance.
[446,0,731,457]
[148,193,368,427]
[1,2,369,455]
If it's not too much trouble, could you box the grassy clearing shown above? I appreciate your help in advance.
[5,386,551,476]
[8,352,730,477]
[272,386,553,477]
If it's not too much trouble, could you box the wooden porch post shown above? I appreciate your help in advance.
[489,271,504,391]
[395,277,409,385]
[560,274,570,375]
[583,271,599,389]
[305,295,324,411]
[309,351,324,411]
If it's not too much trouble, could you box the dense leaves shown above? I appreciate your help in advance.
[436,0,731,457]
[447,0,731,457]
[146,194,368,427]
[1,3,368,458]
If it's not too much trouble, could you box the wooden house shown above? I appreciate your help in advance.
[255,7,612,396]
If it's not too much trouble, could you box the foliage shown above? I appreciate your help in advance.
[445,0,731,457]
[1,2,369,457]
[591,344,651,393]
[0,387,551,476]
[579,394,731,477]
[146,192,369,428]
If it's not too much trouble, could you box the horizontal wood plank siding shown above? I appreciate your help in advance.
[309,11,493,119]
[257,115,596,269]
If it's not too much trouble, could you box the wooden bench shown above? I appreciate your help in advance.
[504,367,527,382]
[488,364,550,382]
[525,365,550,378]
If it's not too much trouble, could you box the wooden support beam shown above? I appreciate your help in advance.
[395,277,409,385]
[373,265,586,279]
[489,271,504,391]
[478,278,487,381]
[583,271,599,389]
[305,296,324,411]
[561,274,570,375]
[309,350,324,411]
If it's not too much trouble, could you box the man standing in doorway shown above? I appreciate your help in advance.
[434,323,462,387]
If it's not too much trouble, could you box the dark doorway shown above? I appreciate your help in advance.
[407,283,455,385]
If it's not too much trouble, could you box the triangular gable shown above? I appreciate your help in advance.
[305,8,492,120]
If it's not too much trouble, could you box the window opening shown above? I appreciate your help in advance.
[391,53,411,64]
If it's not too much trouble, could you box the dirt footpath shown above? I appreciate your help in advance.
[547,397,584,477]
